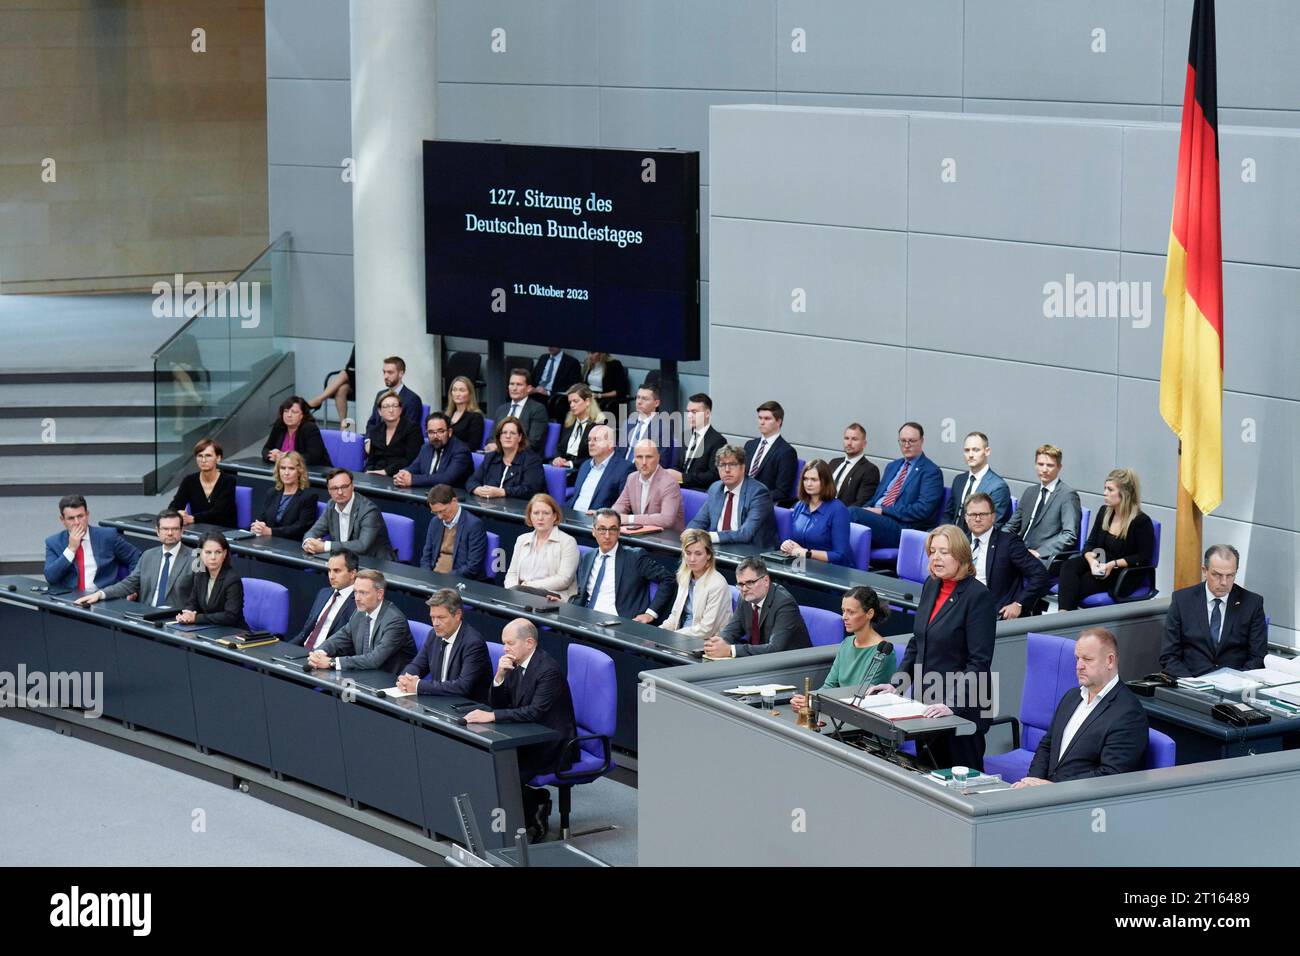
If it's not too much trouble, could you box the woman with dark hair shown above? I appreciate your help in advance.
[262,394,329,466]
[169,437,238,528]
[465,417,546,500]
[444,375,486,449]
[781,459,852,566]
[250,451,320,539]
[1057,467,1156,611]
[791,586,896,712]
[176,531,246,628]
[364,390,423,476]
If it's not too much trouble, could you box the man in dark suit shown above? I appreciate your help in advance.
[394,412,473,490]
[826,422,881,508]
[571,510,677,622]
[1014,627,1148,786]
[309,570,416,673]
[964,492,1050,620]
[44,494,140,592]
[397,588,491,702]
[847,422,944,550]
[302,468,397,560]
[568,425,635,512]
[1160,544,1268,678]
[75,509,192,608]
[289,550,358,648]
[419,484,488,579]
[744,400,798,507]
[487,368,549,451]
[704,558,810,659]
[466,618,578,842]
[364,355,424,430]
[621,382,674,465]
[1002,443,1082,565]
[679,393,728,491]
[943,431,1012,531]
[687,444,778,549]
[529,347,582,421]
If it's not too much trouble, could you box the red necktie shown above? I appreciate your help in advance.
[751,603,762,644]
[720,490,735,531]
[304,591,339,651]
[880,460,911,507]
[74,542,86,591]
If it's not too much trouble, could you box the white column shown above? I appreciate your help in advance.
[350,0,439,422]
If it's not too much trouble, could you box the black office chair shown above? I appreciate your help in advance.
[444,351,485,402]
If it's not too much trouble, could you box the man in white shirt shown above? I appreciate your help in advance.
[679,393,728,491]
[1014,627,1148,786]
[396,588,491,700]
[290,550,358,648]
[76,509,192,608]
[570,425,632,512]
[1002,443,1082,564]
[571,510,676,622]
[825,423,880,508]
[943,431,1011,530]
[623,383,662,460]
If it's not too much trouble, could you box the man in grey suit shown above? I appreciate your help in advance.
[302,467,396,561]
[74,509,195,608]
[703,558,811,659]
[1001,444,1082,565]
[308,570,416,673]
[485,368,549,452]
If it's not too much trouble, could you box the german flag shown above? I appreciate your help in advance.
[1160,0,1222,585]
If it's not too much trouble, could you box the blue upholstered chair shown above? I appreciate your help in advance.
[242,578,289,635]
[848,523,873,572]
[409,619,432,654]
[483,530,501,582]
[543,464,568,504]
[382,512,415,563]
[234,485,252,528]
[895,528,929,590]
[680,488,707,527]
[1078,519,1163,608]
[543,422,561,459]
[800,604,844,647]
[773,506,793,543]
[320,428,364,470]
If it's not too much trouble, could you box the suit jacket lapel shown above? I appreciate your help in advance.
[1058,689,1116,763]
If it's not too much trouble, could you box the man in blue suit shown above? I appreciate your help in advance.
[364,355,424,430]
[394,412,473,490]
[397,588,492,703]
[571,510,677,622]
[419,484,488,579]
[943,431,1011,531]
[847,422,943,550]
[290,550,359,648]
[687,444,778,549]
[568,425,634,512]
[44,494,140,592]
[965,493,1050,620]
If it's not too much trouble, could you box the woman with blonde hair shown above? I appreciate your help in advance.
[660,528,733,638]
[552,383,605,469]
[865,523,995,771]
[444,374,486,449]
[504,493,580,600]
[1057,467,1156,610]
[250,451,320,539]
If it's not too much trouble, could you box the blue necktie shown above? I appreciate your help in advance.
[1210,598,1222,646]
[626,422,642,460]
[587,554,609,608]
[681,577,696,628]
[155,551,172,606]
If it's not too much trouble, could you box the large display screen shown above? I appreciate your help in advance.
[423,140,700,360]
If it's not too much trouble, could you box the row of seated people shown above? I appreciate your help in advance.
[50,492,1268,792]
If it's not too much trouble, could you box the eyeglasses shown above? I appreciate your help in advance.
[736,577,762,589]
[327,483,352,493]
[592,525,620,534]
[964,510,993,519]
[717,461,742,470]
[897,437,921,446]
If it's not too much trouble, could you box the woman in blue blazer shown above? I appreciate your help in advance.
[779,459,851,566]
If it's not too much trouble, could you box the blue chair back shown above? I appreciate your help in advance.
[935,486,952,525]
[1145,728,1176,769]
[895,528,929,587]
[1019,632,1080,755]
[774,506,793,543]
[791,458,806,503]
[848,523,872,572]
[243,578,290,635]
[421,403,431,425]
[1010,495,1019,516]
[480,418,494,448]
[486,640,505,673]
[681,488,707,527]
[383,512,415,563]
[800,605,844,647]
[543,422,561,459]
[484,530,501,581]
[577,544,594,562]
[1079,506,1091,548]
[409,619,432,654]
[316,499,327,520]
[321,428,364,470]
[543,464,568,504]
[568,644,618,763]
[235,485,252,528]
[730,584,739,611]
[472,452,484,471]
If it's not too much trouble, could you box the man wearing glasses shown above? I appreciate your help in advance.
[964,492,1049,619]
[303,468,397,560]
[846,422,943,550]
[686,444,778,549]
[703,557,809,658]
[394,412,473,489]
[570,509,677,622]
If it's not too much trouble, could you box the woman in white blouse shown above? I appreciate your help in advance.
[504,493,580,601]
[661,528,733,638]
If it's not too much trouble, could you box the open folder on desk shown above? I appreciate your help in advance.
[1244,654,1300,687]
[723,683,795,697]
[837,692,928,721]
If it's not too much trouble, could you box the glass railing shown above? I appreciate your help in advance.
[152,232,291,489]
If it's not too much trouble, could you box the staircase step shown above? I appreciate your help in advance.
[0,417,156,442]
[0,380,156,407]
[0,454,155,495]
[0,440,155,456]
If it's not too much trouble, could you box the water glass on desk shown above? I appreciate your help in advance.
[761,688,777,716]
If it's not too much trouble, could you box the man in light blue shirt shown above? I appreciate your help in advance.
[569,425,634,512]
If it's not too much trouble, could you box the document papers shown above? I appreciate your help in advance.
[723,684,795,697]
[381,686,417,698]
[840,692,928,721]
[1244,654,1300,687]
